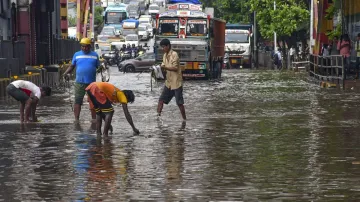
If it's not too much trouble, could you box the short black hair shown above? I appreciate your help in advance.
[41,85,52,96]
[160,38,171,47]
[123,90,135,103]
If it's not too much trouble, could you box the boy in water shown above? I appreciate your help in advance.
[6,80,51,122]
[85,82,139,136]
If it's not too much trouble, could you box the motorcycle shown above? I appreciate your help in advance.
[120,50,132,62]
[102,51,120,66]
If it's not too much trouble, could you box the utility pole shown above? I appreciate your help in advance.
[274,1,277,51]
[254,11,258,68]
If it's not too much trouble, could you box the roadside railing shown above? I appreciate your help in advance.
[309,54,344,87]
[53,37,80,64]
[0,40,26,78]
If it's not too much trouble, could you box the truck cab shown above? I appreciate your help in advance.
[224,23,253,68]
[128,2,140,19]
[154,1,225,79]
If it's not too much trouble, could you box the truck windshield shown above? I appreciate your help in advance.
[122,29,137,36]
[159,19,178,36]
[225,33,249,43]
[106,12,127,24]
[186,19,207,36]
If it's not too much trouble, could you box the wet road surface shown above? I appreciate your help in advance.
[1,69,360,201]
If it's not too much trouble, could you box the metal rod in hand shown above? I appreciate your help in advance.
[66,80,73,112]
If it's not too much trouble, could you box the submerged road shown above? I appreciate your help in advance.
[1,69,360,201]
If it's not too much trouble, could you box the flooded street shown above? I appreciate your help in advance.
[2,69,360,201]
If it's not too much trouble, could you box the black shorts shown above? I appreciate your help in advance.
[86,89,114,115]
[6,84,29,103]
[159,86,184,105]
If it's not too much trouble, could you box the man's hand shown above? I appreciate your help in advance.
[133,128,140,135]
[63,73,70,81]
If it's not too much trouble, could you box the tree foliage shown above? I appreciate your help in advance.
[94,6,104,26]
[201,0,251,23]
[249,0,309,40]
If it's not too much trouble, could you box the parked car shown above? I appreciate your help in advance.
[138,24,150,41]
[118,52,156,72]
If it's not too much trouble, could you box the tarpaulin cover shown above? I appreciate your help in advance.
[168,0,202,4]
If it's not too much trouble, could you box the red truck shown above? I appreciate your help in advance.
[154,3,226,79]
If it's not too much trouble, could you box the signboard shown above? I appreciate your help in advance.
[225,29,249,34]
[167,3,202,11]
[108,12,118,16]
[123,22,136,29]
[183,74,206,77]
[160,19,178,23]
[188,20,207,24]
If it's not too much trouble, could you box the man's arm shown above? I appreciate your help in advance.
[122,104,139,134]
[63,65,75,76]
[24,97,38,122]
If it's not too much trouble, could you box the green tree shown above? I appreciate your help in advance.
[201,0,251,23]
[94,6,104,26]
[68,15,76,27]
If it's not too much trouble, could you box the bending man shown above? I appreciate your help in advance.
[6,80,51,122]
[85,82,139,136]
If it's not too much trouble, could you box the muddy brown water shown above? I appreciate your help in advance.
[1,69,360,201]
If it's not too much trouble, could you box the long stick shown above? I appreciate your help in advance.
[67,80,74,111]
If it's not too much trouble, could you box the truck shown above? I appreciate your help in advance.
[224,23,253,68]
[128,1,141,19]
[103,2,129,33]
[154,0,225,79]
[122,19,140,36]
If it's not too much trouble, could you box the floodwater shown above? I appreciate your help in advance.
[1,69,360,201]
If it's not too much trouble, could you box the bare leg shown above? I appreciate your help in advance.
[103,112,114,136]
[90,109,96,120]
[20,102,25,123]
[157,100,164,116]
[101,114,113,134]
[178,104,186,120]
[96,113,102,135]
[74,104,81,121]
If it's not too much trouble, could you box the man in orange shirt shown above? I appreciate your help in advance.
[86,82,140,136]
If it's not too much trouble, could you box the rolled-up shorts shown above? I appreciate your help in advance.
[6,84,29,103]
[74,83,90,105]
[159,86,184,105]
[86,86,114,115]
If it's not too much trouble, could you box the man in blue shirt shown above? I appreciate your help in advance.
[63,38,100,121]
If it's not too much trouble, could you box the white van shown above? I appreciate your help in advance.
[148,4,160,15]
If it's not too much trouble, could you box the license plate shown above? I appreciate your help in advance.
[231,59,238,63]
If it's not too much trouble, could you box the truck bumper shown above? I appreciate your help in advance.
[228,55,251,68]
[182,69,208,80]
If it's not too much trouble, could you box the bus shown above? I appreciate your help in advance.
[104,2,129,33]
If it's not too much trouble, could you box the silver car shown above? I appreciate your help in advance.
[118,52,155,72]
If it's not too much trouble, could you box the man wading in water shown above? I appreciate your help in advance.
[6,80,51,122]
[157,39,186,120]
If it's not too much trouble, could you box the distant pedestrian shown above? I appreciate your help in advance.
[6,80,51,123]
[355,33,360,78]
[157,38,186,120]
[85,82,139,136]
[274,47,282,69]
[329,36,340,55]
[63,38,100,122]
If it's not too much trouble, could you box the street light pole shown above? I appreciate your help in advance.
[254,11,258,68]
[274,1,277,51]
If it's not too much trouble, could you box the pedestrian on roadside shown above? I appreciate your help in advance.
[338,34,351,76]
[85,82,139,136]
[63,38,100,122]
[329,36,340,55]
[157,38,186,120]
[274,47,282,69]
[6,80,51,123]
[355,33,360,78]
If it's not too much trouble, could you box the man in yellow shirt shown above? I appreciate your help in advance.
[157,39,186,120]
[85,82,140,136]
